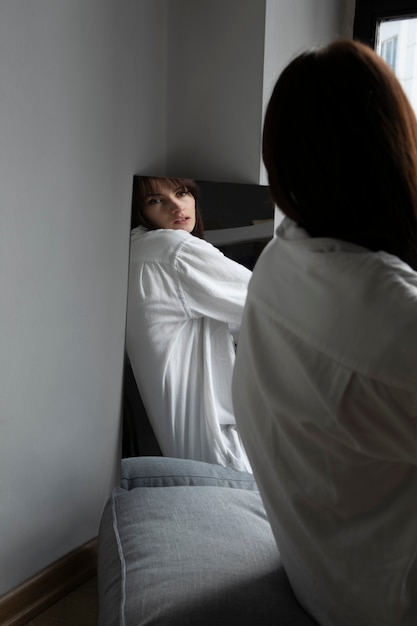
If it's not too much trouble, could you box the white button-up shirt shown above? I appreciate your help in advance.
[233,218,417,625]
[126,226,252,472]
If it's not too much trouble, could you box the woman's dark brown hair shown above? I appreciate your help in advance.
[262,39,417,270]
[131,176,204,239]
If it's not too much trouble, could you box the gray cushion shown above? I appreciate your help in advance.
[121,455,258,491]
[98,457,317,626]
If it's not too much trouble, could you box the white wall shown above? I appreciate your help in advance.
[0,0,167,595]
[165,0,267,183]
[0,0,355,598]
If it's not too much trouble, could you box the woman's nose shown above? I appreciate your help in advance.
[170,199,182,213]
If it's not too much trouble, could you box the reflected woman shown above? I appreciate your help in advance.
[125,176,252,472]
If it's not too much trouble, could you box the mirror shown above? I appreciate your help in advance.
[122,176,274,459]
[195,179,274,269]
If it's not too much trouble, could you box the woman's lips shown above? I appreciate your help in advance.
[174,216,189,224]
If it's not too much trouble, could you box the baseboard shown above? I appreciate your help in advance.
[0,538,97,626]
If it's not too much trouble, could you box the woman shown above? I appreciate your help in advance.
[126,175,252,472]
[233,40,417,625]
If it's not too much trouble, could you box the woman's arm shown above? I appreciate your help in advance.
[175,236,252,334]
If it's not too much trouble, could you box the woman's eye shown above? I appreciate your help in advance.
[148,197,162,205]
[177,191,188,198]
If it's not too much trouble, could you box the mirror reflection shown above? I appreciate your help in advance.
[122,176,274,469]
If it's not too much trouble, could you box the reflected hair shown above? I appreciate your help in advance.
[131,176,204,239]
[262,39,417,269]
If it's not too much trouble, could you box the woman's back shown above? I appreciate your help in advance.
[233,218,417,625]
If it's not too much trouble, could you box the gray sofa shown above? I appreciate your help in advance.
[97,456,318,625]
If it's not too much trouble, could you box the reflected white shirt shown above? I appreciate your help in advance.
[233,218,417,625]
[126,226,252,472]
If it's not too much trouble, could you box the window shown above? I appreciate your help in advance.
[379,34,397,71]
[354,1,417,114]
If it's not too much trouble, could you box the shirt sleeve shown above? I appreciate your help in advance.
[174,235,252,335]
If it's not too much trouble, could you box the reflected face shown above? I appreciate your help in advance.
[142,183,196,233]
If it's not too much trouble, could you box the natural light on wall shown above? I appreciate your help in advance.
[376,17,417,115]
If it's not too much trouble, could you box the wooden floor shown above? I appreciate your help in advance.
[24,577,98,626]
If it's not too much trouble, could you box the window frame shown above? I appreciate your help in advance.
[353,0,417,48]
